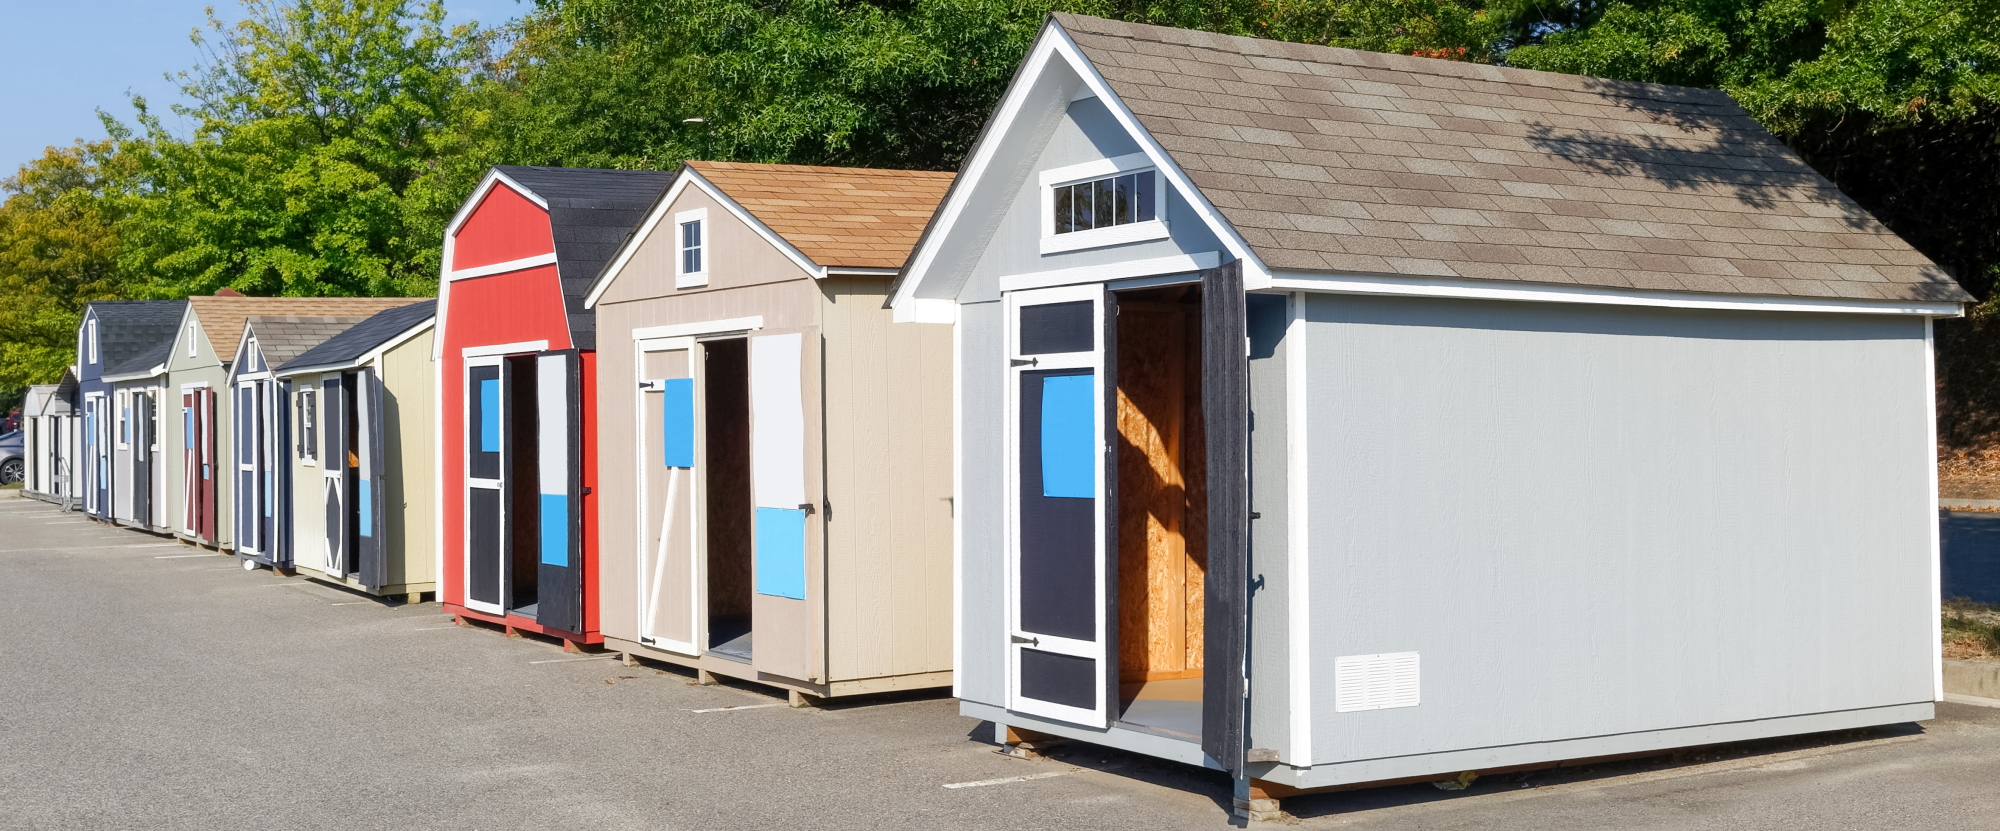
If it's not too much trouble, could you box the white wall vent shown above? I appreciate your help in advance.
[1333,652,1420,712]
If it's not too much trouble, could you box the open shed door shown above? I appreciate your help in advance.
[200,388,216,541]
[535,349,585,634]
[132,392,152,526]
[182,391,198,535]
[1004,285,1112,728]
[465,358,509,615]
[637,339,698,653]
[1199,260,1250,775]
[748,332,816,682]
[357,369,390,590]
[323,375,350,576]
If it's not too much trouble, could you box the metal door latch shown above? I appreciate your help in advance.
[1010,635,1040,646]
[1010,357,1039,367]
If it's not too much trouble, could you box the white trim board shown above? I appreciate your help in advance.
[630,316,763,342]
[461,340,549,358]
[448,252,558,282]
[998,252,1218,293]
[888,20,1269,318]
[585,167,821,309]
[1266,271,1966,317]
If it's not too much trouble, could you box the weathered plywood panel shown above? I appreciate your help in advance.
[1301,294,1936,766]
[820,276,955,684]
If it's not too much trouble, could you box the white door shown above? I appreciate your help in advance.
[1004,284,1111,727]
[636,337,699,653]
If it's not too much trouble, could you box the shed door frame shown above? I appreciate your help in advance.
[635,335,700,655]
[1003,283,1112,727]
[180,383,210,538]
[463,355,509,616]
[85,393,105,515]
[235,375,278,559]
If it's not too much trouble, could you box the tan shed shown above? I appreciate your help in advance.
[271,301,437,600]
[584,161,955,700]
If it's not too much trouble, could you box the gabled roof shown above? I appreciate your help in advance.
[240,316,375,369]
[278,300,434,374]
[185,296,426,366]
[492,166,676,350]
[688,161,955,269]
[1049,14,1965,303]
[86,300,187,375]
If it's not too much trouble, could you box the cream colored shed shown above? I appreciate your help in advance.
[584,161,955,701]
[273,301,437,600]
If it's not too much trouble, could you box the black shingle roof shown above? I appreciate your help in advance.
[90,300,187,376]
[495,166,675,351]
[278,300,435,372]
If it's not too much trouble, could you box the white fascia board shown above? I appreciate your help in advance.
[890,21,1268,316]
[1269,270,1966,316]
[998,252,1219,292]
[585,168,820,309]
[101,365,167,383]
[823,266,902,276]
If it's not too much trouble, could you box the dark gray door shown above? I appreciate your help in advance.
[1199,260,1250,776]
[357,369,389,590]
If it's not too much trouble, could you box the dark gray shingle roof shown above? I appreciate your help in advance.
[89,300,187,375]
[278,300,434,372]
[495,166,676,350]
[243,316,373,368]
[1052,14,1969,303]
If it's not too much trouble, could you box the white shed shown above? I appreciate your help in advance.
[890,13,1970,814]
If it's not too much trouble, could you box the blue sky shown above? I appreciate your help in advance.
[0,1,520,176]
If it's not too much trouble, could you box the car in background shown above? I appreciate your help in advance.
[0,431,21,485]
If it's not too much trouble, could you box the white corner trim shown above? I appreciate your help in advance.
[461,339,549,358]
[1268,270,1966,316]
[1927,316,1943,702]
[1040,219,1171,255]
[893,297,958,324]
[586,169,819,309]
[1039,152,1152,187]
[630,316,763,341]
[448,252,558,282]
[1285,292,1313,765]
[999,252,1219,293]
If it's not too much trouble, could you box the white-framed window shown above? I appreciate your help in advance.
[186,321,199,357]
[1039,152,1169,255]
[117,391,130,448]
[298,387,318,465]
[86,319,98,364]
[675,207,709,288]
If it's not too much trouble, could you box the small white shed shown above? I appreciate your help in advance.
[890,13,1970,811]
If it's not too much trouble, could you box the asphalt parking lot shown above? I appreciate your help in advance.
[3,493,1998,830]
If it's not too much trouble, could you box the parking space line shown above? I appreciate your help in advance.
[528,656,619,664]
[690,703,789,713]
[153,554,215,559]
[942,771,1074,789]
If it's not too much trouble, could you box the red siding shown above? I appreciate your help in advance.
[440,263,598,641]
[452,183,553,271]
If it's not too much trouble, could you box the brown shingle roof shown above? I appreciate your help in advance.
[1053,14,1970,303]
[188,296,428,363]
[689,160,955,269]
[241,316,376,368]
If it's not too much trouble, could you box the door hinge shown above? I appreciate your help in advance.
[1010,635,1040,646]
[798,502,815,516]
[1010,357,1038,367]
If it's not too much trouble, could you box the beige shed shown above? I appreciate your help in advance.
[583,161,955,701]
[272,301,437,600]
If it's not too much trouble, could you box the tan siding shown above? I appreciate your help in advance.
[596,186,816,307]
[383,329,437,588]
[819,276,955,683]
[290,372,331,576]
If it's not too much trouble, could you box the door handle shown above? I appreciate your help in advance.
[1010,635,1039,646]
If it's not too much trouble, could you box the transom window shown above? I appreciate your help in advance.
[1053,170,1155,235]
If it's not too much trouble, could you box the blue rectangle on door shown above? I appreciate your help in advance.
[479,378,500,452]
[754,507,807,599]
[661,378,694,468]
[540,493,569,566]
[1039,374,1094,499]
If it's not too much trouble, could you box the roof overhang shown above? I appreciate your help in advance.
[887,16,1270,322]
[1268,270,1966,317]
[275,316,436,379]
[584,166,821,309]
[101,364,167,383]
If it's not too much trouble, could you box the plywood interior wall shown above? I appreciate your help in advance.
[1116,289,1208,683]
[703,338,754,621]
[508,355,541,606]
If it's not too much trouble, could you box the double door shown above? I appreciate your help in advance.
[182,387,216,541]
[235,377,284,564]
[464,351,584,632]
[314,371,391,588]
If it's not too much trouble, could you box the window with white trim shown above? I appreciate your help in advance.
[299,387,318,464]
[1039,153,1169,255]
[675,207,709,288]
[187,321,199,357]
[86,319,97,364]
[1053,170,1155,234]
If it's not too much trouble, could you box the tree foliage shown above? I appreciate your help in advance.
[0,140,140,389]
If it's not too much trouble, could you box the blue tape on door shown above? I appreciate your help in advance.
[479,378,500,453]
[1039,374,1095,499]
[754,507,807,599]
[662,378,694,468]
[540,493,569,566]
[358,480,373,537]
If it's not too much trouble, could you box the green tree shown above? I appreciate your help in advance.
[0,140,142,388]
[118,0,494,300]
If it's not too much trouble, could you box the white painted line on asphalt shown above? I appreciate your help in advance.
[690,703,789,713]
[154,553,216,559]
[943,770,1074,789]
[1945,692,2000,709]
[413,626,462,630]
[329,602,373,606]
[529,656,620,664]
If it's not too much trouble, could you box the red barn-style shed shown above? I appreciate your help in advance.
[437,166,674,648]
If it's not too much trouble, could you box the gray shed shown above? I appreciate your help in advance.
[889,13,1970,810]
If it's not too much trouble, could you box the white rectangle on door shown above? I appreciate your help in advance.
[1333,652,1420,712]
[749,333,805,509]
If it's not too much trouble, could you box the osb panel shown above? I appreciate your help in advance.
[1116,302,1208,681]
